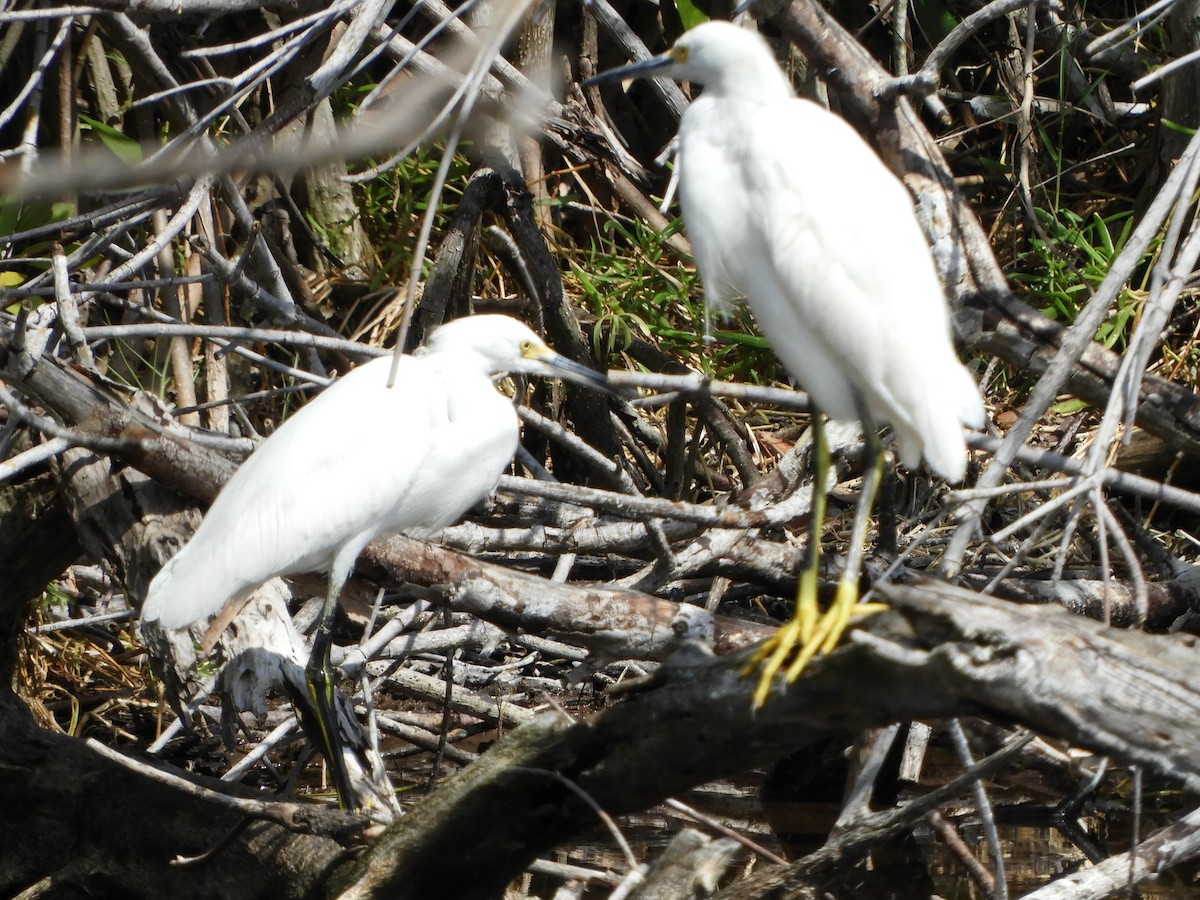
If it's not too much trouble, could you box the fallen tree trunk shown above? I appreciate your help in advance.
[338,581,1200,897]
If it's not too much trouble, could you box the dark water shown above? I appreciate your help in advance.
[541,777,1199,898]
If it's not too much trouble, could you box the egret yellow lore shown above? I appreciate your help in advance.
[141,314,611,808]
[587,21,984,705]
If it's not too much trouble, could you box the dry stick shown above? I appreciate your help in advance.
[222,718,301,784]
[6,198,169,298]
[131,3,350,167]
[586,0,689,118]
[836,725,903,829]
[0,6,103,23]
[85,738,376,843]
[363,664,534,730]
[1020,804,1200,900]
[0,191,162,249]
[187,235,339,339]
[386,0,532,379]
[0,8,505,200]
[946,126,1200,571]
[436,510,700,557]
[367,9,533,164]
[949,719,1007,900]
[406,0,535,92]
[189,228,231,433]
[151,208,199,427]
[518,406,676,567]
[715,732,1035,899]
[180,3,351,58]
[928,811,997,894]
[379,0,479,92]
[663,798,788,866]
[351,8,499,181]
[527,858,620,888]
[0,13,72,136]
[494,474,790,529]
[1036,127,1200,611]
[1129,766,1142,895]
[104,10,200,126]
[0,379,143,456]
[52,246,94,369]
[0,436,70,484]
[1132,46,1200,93]
[1016,0,1040,229]
[880,0,1058,105]
[88,295,333,390]
[513,765,643,874]
[79,323,378,358]
[1089,139,1200,548]
[607,369,811,412]
[617,372,1200,519]
[374,714,475,765]
[514,0,555,228]
[215,177,308,322]
[891,0,910,78]
[94,175,216,300]
[1086,0,1175,56]
[14,19,47,176]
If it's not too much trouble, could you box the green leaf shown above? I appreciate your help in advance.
[3,271,28,314]
[912,0,957,45]
[79,114,142,165]
[0,196,74,236]
[1051,398,1089,415]
[676,0,709,31]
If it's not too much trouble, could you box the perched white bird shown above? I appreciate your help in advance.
[588,21,984,704]
[142,314,611,806]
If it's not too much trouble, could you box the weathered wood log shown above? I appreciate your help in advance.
[0,687,346,899]
[332,582,1200,897]
[0,465,82,672]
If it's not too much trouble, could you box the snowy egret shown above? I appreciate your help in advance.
[587,21,984,705]
[141,314,611,808]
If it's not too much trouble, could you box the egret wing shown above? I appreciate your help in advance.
[145,357,439,625]
[738,100,980,476]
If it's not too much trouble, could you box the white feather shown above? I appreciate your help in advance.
[141,315,597,629]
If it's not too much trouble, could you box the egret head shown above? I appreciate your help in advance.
[584,21,790,98]
[421,315,612,392]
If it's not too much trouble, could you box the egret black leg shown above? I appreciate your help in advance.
[305,574,358,810]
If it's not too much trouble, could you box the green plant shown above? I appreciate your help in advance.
[564,213,781,382]
[1011,207,1151,351]
[352,146,472,294]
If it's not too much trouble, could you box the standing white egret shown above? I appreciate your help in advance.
[587,21,984,706]
[141,314,611,808]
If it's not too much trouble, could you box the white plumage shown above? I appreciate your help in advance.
[588,21,983,702]
[668,21,982,474]
[585,19,979,472]
[140,314,610,808]
[142,314,604,630]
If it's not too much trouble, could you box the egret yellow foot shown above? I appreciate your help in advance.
[744,397,888,707]
[745,579,887,709]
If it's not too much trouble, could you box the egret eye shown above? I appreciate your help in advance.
[519,339,534,356]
